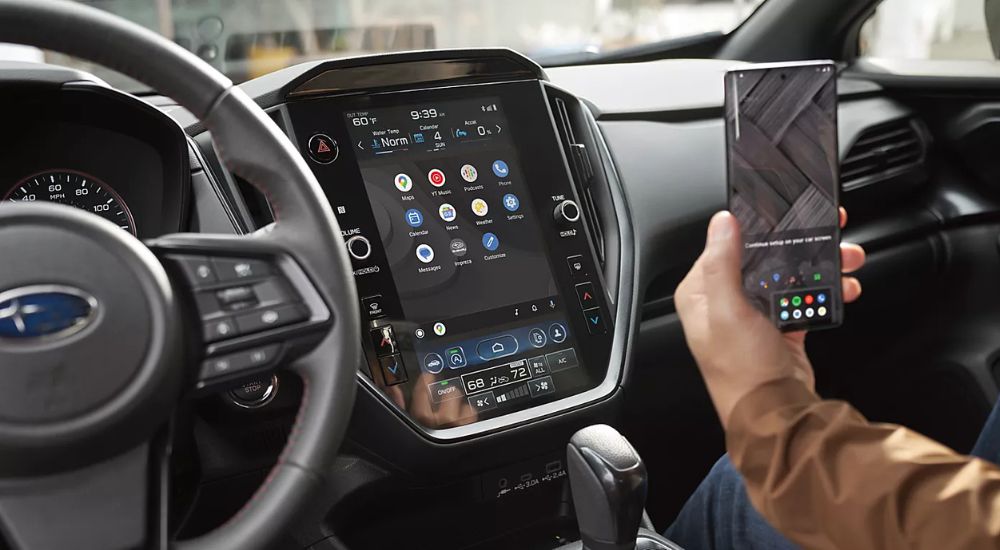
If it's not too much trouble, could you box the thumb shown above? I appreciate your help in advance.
[701,211,747,309]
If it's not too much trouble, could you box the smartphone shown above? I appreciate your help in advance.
[724,61,843,331]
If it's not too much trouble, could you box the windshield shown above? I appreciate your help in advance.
[3,0,765,90]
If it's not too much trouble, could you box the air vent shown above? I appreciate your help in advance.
[841,118,926,191]
[550,94,606,266]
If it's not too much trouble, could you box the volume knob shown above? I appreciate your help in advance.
[554,200,581,224]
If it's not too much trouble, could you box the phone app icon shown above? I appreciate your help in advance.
[405,208,424,228]
[416,243,435,264]
[792,309,803,320]
[791,296,802,307]
[471,198,489,217]
[780,310,790,321]
[780,298,790,308]
[492,160,509,178]
[433,322,447,336]
[394,173,413,192]
[502,193,520,212]
[482,232,499,251]
[818,306,828,316]
[460,164,478,183]
[439,203,457,222]
[428,168,446,187]
[450,238,468,257]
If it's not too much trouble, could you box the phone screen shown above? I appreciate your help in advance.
[725,63,843,331]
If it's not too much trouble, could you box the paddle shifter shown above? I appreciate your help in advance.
[567,425,648,550]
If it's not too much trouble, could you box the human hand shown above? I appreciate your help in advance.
[674,208,865,429]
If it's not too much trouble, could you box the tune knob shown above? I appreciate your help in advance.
[554,200,581,224]
[346,235,372,260]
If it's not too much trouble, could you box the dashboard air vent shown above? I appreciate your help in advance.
[550,95,606,265]
[841,119,926,191]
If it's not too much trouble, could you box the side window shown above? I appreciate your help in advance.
[860,0,995,60]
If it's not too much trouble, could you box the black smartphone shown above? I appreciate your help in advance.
[724,61,843,331]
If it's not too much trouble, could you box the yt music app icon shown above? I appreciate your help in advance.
[428,168,446,187]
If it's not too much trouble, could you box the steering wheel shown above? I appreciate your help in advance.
[0,1,360,548]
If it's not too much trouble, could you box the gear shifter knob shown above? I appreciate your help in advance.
[567,425,648,550]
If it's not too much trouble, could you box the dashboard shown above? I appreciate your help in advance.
[0,46,946,548]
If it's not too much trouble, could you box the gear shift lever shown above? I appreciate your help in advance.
[567,425,648,550]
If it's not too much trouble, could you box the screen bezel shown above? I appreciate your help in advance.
[723,61,844,332]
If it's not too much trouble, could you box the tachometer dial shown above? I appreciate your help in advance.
[4,170,136,235]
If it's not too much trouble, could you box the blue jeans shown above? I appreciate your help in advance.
[664,400,1000,549]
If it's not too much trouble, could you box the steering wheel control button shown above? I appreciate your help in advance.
[554,199,581,224]
[213,257,271,282]
[200,344,281,381]
[379,354,408,385]
[307,133,339,164]
[583,307,607,335]
[575,282,597,308]
[346,235,372,261]
[468,392,497,413]
[545,348,580,373]
[234,303,307,333]
[527,356,549,377]
[175,255,218,286]
[428,377,464,403]
[370,325,398,356]
[476,335,519,361]
[362,295,385,320]
[230,374,279,409]
[566,254,587,276]
[529,376,556,397]
[549,323,568,344]
[216,286,258,310]
[203,317,239,342]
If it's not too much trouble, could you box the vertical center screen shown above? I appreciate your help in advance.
[345,98,558,323]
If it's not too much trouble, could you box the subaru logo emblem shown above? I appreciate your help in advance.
[0,285,98,340]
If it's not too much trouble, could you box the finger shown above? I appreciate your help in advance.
[843,276,862,303]
[840,243,866,273]
[839,207,848,229]
[700,212,747,312]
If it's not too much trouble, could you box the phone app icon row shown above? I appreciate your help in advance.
[780,307,828,321]
[404,195,519,227]
[415,233,499,263]
[779,293,827,308]
[393,161,509,192]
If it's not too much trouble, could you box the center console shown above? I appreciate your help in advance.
[285,78,616,436]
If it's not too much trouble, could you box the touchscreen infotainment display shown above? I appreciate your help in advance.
[289,81,613,432]
[345,98,558,322]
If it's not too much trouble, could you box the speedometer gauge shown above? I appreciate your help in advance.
[3,170,136,235]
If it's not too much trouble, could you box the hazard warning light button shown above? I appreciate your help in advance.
[307,133,339,164]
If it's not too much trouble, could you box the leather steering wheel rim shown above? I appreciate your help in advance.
[0,1,361,548]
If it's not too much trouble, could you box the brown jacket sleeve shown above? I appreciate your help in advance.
[727,378,1000,549]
